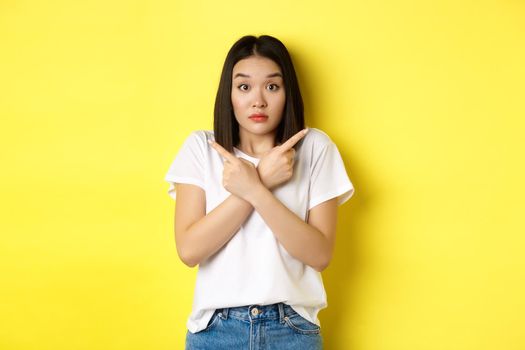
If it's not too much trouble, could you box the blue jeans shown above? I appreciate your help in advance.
[185,302,323,349]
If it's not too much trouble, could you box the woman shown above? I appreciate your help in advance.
[165,34,355,349]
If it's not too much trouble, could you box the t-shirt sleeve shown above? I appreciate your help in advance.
[164,131,206,200]
[308,141,355,210]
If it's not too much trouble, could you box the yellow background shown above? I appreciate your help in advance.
[1,0,524,349]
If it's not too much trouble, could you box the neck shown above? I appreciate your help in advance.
[237,129,276,158]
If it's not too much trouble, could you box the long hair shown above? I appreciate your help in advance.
[213,35,305,152]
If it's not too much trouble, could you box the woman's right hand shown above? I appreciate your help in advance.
[257,129,308,190]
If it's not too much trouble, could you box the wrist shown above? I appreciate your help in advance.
[260,178,273,190]
[256,168,270,189]
[230,193,254,209]
[245,183,270,207]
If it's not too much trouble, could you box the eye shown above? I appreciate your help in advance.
[237,84,249,91]
[267,83,280,91]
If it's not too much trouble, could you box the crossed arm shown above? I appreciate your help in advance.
[174,130,338,272]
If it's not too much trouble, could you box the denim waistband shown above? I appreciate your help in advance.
[217,303,298,323]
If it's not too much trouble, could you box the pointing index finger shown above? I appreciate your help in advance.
[208,139,238,163]
[278,128,309,152]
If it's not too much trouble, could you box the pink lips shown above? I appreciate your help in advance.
[249,113,268,122]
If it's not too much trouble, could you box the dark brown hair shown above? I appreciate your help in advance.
[213,35,305,152]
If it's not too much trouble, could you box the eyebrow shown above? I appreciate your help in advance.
[233,72,283,79]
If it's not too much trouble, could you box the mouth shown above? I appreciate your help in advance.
[249,113,268,122]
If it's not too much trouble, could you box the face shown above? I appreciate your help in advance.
[231,55,286,141]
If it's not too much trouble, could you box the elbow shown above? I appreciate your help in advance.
[175,238,200,268]
[312,261,329,272]
[179,254,199,268]
[178,249,199,268]
[312,257,331,272]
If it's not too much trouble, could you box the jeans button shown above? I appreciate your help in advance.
[251,308,259,316]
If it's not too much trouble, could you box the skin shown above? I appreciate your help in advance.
[174,55,338,272]
[231,55,286,157]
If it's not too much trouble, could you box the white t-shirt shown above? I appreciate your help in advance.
[164,127,355,333]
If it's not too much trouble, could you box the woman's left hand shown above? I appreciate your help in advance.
[208,140,263,201]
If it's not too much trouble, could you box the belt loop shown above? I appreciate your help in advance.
[278,303,285,323]
[220,307,229,319]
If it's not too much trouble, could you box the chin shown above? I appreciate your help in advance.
[242,124,278,135]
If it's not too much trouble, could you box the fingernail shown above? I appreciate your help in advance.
[207,139,213,144]
[304,128,309,134]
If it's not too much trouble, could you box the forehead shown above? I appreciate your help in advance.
[232,56,282,77]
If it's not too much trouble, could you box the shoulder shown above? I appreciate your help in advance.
[301,127,334,150]
[183,130,215,147]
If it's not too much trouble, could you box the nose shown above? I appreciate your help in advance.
[252,88,267,108]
